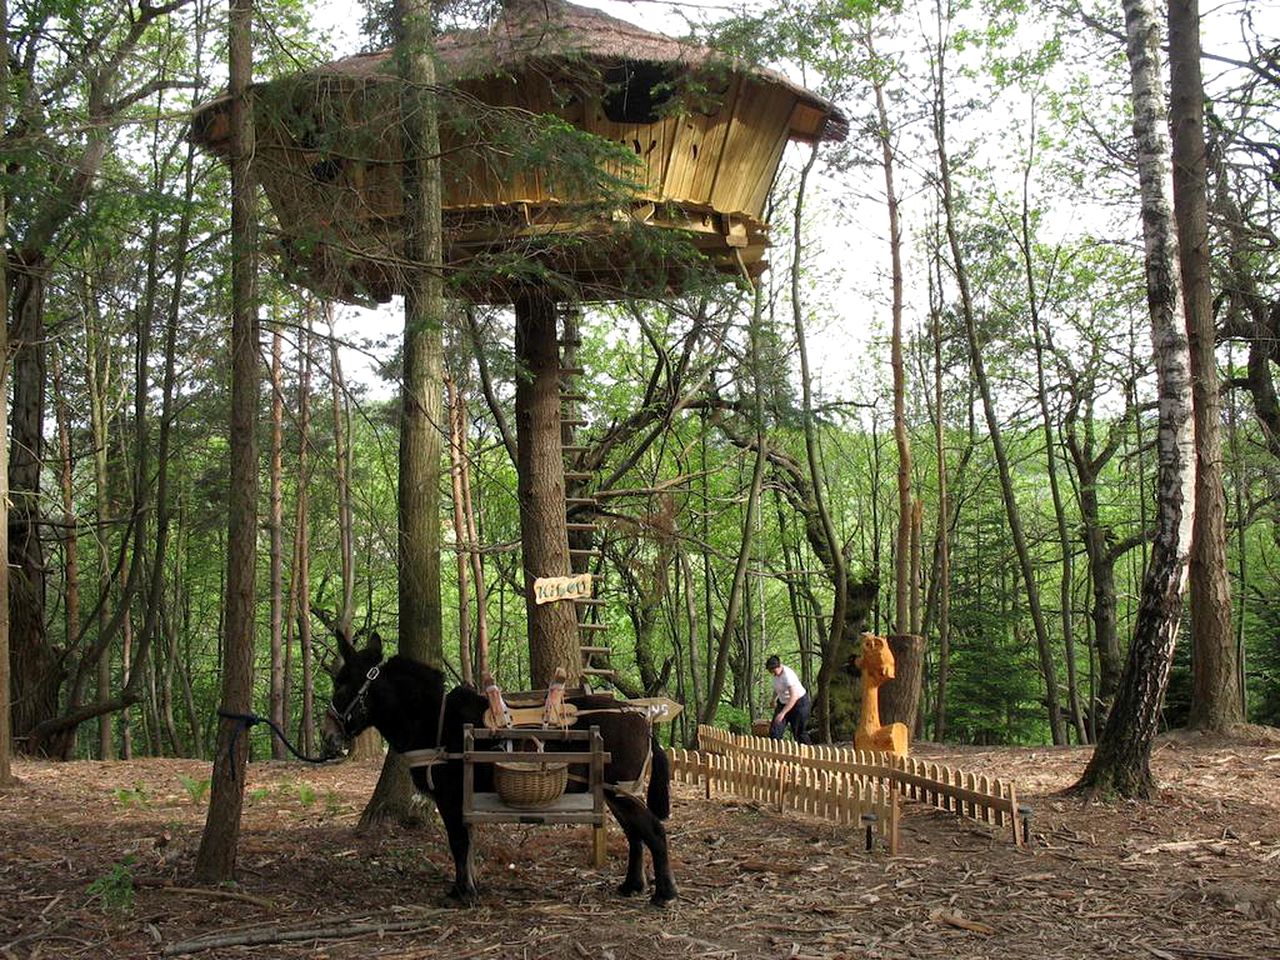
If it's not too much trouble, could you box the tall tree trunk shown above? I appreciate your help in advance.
[931,21,1065,745]
[86,297,114,760]
[195,0,258,881]
[874,57,912,639]
[789,144,849,743]
[1075,0,1195,799]
[701,285,770,725]
[0,0,12,783]
[446,373,474,685]
[514,289,579,689]
[394,0,444,672]
[929,262,952,743]
[8,264,59,750]
[329,309,356,639]
[1172,0,1240,731]
[360,0,445,829]
[1021,135,1088,743]
[269,322,286,760]
[328,314,379,762]
[679,550,703,728]
[121,575,134,760]
[294,319,315,754]
[53,347,82,714]
[460,392,490,677]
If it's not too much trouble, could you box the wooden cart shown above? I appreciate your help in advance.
[461,725,612,866]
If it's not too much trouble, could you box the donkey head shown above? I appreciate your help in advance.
[320,629,384,758]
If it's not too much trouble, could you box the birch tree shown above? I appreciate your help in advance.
[1076,0,1196,798]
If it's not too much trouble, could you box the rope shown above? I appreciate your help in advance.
[217,709,334,778]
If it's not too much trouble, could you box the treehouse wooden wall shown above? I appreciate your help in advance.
[242,64,809,300]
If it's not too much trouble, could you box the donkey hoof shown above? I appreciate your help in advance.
[617,879,646,897]
[446,884,480,907]
[649,885,678,906]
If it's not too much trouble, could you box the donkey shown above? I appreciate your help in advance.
[321,633,678,905]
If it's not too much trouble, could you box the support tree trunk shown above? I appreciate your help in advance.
[360,0,445,829]
[1075,0,1195,799]
[514,289,580,689]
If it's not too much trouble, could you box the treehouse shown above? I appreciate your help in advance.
[191,0,846,690]
[190,0,847,304]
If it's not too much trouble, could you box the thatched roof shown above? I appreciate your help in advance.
[272,0,848,143]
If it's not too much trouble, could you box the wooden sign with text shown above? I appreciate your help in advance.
[533,573,593,605]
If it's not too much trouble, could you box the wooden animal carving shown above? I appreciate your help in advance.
[854,632,910,758]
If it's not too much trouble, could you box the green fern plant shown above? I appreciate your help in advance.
[177,774,211,805]
[113,784,150,808]
[86,857,136,915]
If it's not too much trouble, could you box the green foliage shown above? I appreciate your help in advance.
[293,781,318,807]
[177,775,211,806]
[86,858,136,915]
[112,785,151,809]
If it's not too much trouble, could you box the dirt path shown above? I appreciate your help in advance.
[2,733,1277,959]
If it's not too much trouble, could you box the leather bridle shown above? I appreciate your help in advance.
[325,661,386,742]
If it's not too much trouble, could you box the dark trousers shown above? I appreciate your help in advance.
[770,694,811,744]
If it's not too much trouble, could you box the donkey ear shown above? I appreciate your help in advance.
[368,631,384,662]
[336,627,358,667]
[322,648,342,678]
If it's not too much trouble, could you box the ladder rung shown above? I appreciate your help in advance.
[578,622,608,631]
[564,471,594,481]
[566,497,598,507]
[562,444,589,453]
[561,417,589,427]
[580,645,611,655]
[559,392,587,402]
[569,548,602,558]
[574,597,607,606]
[582,667,615,677]
[559,366,585,376]
[566,522,598,532]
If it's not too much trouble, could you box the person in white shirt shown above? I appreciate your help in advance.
[765,654,811,744]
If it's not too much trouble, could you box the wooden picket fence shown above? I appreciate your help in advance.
[675,725,1024,851]
[668,745,900,853]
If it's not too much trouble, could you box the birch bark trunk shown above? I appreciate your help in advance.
[1076,0,1196,798]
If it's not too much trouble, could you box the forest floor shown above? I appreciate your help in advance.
[2,729,1279,960]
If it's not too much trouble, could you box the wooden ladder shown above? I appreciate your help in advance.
[560,305,614,687]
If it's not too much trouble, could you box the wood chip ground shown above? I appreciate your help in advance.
[2,731,1277,959]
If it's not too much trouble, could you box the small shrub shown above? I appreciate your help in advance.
[113,784,150,808]
[87,857,136,915]
[295,782,317,807]
[177,774,211,805]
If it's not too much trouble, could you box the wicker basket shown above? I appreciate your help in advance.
[752,719,773,738]
[494,760,569,809]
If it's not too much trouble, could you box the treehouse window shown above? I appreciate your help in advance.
[602,61,672,125]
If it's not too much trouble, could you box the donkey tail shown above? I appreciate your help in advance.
[647,737,671,820]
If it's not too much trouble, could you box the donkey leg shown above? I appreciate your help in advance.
[644,813,678,905]
[438,803,479,904]
[606,795,677,905]
[605,795,648,895]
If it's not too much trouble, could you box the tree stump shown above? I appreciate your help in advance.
[878,634,924,735]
